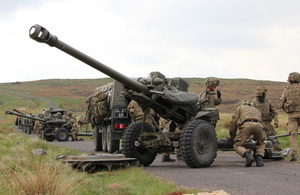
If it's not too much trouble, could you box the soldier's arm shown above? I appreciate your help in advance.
[279,88,287,109]
[269,101,278,121]
[214,95,221,105]
[229,108,240,139]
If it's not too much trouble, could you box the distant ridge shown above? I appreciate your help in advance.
[0,77,288,113]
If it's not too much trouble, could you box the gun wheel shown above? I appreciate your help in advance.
[43,128,55,142]
[55,128,69,141]
[107,125,120,153]
[93,126,103,151]
[122,122,156,166]
[102,127,108,152]
[180,120,217,168]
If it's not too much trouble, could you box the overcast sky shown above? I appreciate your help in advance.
[1,0,299,83]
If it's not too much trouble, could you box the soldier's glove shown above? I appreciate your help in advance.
[274,121,279,128]
[217,90,221,99]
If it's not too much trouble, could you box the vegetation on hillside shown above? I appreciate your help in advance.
[0,77,288,114]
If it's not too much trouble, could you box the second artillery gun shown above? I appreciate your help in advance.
[13,108,35,134]
[6,109,68,141]
[29,24,219,168]
[6,109,92,142]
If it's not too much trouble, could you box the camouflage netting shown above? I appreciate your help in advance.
[86,90,109,126]
[287,72,300,83]
[204,77,220,87]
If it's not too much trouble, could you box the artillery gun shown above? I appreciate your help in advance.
[12,108,32,133]
[6,109,92,142]
[13,108,36,134]
[29,24,219,168]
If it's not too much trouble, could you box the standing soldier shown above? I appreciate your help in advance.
[159,118,176,162]
[279,72,300,162]
[67,112,79,141]
[33,114,44,138]
[78,116,89,131]
[199,77,222,108]
[227,100,266,167]
[251,86,282,151]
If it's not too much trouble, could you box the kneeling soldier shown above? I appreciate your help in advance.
[227,100,266,167]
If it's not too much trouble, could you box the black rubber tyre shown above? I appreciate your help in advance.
[180,120,217,168]
[43,128,56,142]
[55,128,69,142]
[93,126,103,151]
[102,127,108,152]
[122,122,157,166]
[107,125,120,153]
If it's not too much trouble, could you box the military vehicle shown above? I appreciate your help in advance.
[29,24,220,168]
[86,81,131,153]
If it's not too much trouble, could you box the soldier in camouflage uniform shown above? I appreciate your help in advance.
[127,100,156,124]
[67,112,79,141]
[159,118,176,162]
[33,113,44,138]
[78,116,89,131]
[227,100,266,167]
[279,72,300,162]
[199,77,222,108]
[251,86,282,151]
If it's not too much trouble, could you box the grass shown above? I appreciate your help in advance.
[0,120,196,194]
[0,90,197,194]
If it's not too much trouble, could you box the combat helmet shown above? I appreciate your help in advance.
[235,99,251,108]
[256,86,267,97]
[204,77,220,87]
[287,72,300,83]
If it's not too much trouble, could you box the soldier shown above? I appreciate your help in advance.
[199,77,222,108]
[78,116,89,131]
[127,100,156,124]
[279,72,300,162]
[33,114,44,138]
[159,118,176,162]
[251,86,282,151]
[67,112,79,141]
[227,100,266,167]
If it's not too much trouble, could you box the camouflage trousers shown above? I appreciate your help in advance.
[264,121,282,150]
[234,122,266,157]
[288,116,300,159]
[71,128,79,140]
[163,148,181,156]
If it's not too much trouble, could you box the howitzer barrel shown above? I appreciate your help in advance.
[269,132,300,139]
[13,109,26,115]
[29,24,149,94]
[5,110,46,123]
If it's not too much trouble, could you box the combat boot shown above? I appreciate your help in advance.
[162,155,175,162]
[243,151,254,167]
[290,158,297,162]
[255,154,264,167]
